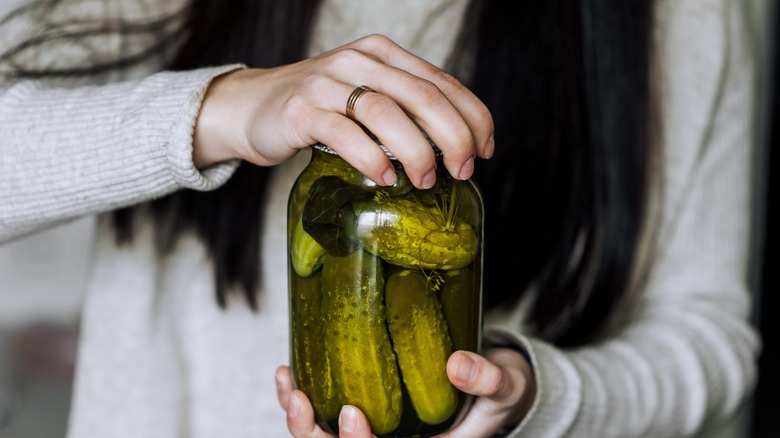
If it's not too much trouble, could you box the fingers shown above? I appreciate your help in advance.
[358,66,488,182]
[341,88,438,188]
[304,77,457,190]
[306,108,400,187]
[443,349,536,438]
[287,390,328,438]
[286,393,375,438]
[338,405,376,438]
[277,367,331,438]
[201,34,493,190]
[275,366,293,411]
[277,349,531,438]
[315,35,493,188]
[276,366,376,438]
[447,350,517,398]
[345,35,495,160]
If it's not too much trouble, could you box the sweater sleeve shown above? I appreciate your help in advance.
[485,0,765,436]
[0,65,244,242]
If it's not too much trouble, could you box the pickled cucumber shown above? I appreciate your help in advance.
[288,148,363,271]
[321,251,403,434]
[385,269,458,425]
[353,195,477,270]
[289,271,340,420]
[439,269,481,352]
[290,219,326,277]
[291,148,363,212]
[289,150,351,276]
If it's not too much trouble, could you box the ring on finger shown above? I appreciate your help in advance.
[345,85,376,121]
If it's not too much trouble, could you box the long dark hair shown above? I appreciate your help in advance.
[1,0,655,346]
[113,0,322,309]
[459,0,655,345]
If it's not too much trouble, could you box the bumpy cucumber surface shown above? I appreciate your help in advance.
[290,271,341,420]
[352,196,477,270]
[385,269,458,425]
[321,251,403,435]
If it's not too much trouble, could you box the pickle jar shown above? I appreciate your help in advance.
[287,140,483,437]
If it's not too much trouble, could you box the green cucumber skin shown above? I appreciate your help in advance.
[290,271,341,421]
[321,251,403,435]
[385,269,458,425]
[439,269,481,353]
[290,219,326,277]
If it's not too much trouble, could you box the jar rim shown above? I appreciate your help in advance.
[312,131,441,160]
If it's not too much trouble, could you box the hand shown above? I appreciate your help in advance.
[442,349,535,437]
[275,365,377,438]
[193,34,494,190]
[275,348,536,438]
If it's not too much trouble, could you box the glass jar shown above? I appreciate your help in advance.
[287,141,483,437]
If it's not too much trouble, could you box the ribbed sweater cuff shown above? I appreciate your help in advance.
[164,65,244,191]
[483,327,581,438]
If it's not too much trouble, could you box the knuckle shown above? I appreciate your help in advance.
[410,79,447,108]
[430,69,465,95]
[326,47,369,71]
[282,91,310,118]
[359,93,396,120]
[476,104,495,131]
[438,125,477,163]
[304,74,331,92]
[360,33,394,49]
[328,121,359,145]
[450,125,477,150]
[483,366,507,395]
[402,149,433,170]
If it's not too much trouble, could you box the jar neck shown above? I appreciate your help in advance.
[311,144,448,181]
[311,146,354,169]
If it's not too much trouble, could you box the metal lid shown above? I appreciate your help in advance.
[312,130,441,160]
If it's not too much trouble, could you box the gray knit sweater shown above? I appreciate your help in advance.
[0,0,766,437]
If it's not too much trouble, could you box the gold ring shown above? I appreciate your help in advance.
[345,85,375,121]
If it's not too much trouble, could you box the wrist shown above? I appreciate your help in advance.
[193,69,245,169]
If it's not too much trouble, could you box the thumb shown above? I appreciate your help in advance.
[446,349,535,432]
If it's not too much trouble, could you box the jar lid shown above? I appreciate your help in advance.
[312,130,441,160]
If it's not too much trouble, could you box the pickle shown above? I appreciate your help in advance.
[288,148,363,265]
[291,219,326,277]
[291,148,363,208]
[385,269,458,425]
[290,271,341,420]
[321,251,403,434]
[353,195,477,270]
[439,269,481,352]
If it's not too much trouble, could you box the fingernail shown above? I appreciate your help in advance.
[484,134,495,159]
[458,157,474,180]
[289,393,301,418]
[339,406,357,433]
[421,169,436,189]
[383,168,398,186]
[456,354,477,383]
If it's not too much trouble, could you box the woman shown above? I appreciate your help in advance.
[0,0,763,436]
